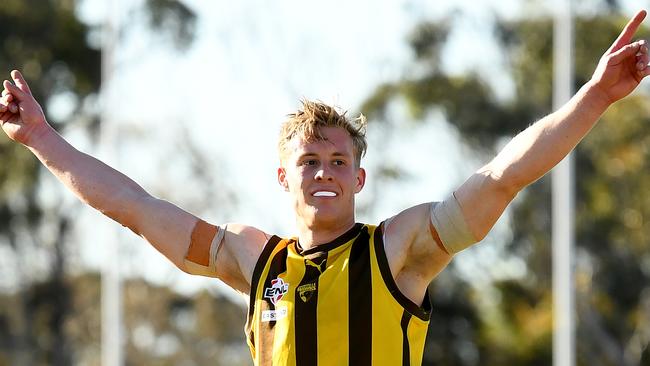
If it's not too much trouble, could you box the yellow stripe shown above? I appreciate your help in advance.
[407,316,429,366]
[317,243,351,366]
[370,228,404,365]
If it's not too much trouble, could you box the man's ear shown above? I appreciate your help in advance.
[354,167,366,193]
[277,167,289,191]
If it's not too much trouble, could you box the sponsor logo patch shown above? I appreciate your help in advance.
[264,277,289,305]
[261,307,288,322]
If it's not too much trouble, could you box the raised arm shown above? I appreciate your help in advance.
[381,11,650,306]
[0,70,267,294]
[456,10,650,241]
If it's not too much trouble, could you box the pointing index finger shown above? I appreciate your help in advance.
[609,10,647,53]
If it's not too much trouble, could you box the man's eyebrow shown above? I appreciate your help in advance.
[298,152,350,158]
[297,153,318,159]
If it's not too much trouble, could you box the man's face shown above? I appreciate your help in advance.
[278,126,366,229]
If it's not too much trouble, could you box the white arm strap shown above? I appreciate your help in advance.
[430,194,477,254]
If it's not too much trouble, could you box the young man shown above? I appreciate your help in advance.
[1,10,649,366]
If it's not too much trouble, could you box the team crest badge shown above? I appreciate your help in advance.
[264,277,290,305]
[297,283,317,302]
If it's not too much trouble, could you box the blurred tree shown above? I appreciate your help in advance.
[361,5,650,366]
[2,272,250,365]
[0,1,100,363]
[0,0,206,365]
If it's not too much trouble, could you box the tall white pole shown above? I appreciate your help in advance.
[101,0,123,365]
[552,1,575,366]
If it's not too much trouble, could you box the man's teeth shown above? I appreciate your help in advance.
[313,191,336,197]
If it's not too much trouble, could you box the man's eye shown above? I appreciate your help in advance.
[303,160,317,166]
[334,160,345,166]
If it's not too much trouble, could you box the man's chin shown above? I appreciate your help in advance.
[301,208,346,226]
[296,200,354,222]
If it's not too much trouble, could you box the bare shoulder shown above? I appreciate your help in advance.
[383,202,452,282]
[382,203,431,272]
[215,223,271,295]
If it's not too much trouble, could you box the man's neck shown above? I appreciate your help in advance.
[296,218,357,251]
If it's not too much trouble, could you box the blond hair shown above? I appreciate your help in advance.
[278,100,367,167]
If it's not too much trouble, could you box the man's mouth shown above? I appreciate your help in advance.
[313,191,337,197]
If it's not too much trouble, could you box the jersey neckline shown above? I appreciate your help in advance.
[296,223,364,256]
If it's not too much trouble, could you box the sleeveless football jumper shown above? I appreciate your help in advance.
[245,223,431,366]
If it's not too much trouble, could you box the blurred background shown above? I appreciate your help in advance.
[1,0,650,365]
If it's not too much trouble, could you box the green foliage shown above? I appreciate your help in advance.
[0,0,100,210]
[362,21,533,150]
[409,21,450,65]
[0,0,101,117]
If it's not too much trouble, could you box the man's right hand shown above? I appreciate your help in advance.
[0,70,49,146]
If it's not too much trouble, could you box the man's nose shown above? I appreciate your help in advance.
[315,166,333,181]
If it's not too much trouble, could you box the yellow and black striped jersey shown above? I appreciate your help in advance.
[245,222,431,366]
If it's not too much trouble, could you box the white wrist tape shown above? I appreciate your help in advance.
[430,194,477,254]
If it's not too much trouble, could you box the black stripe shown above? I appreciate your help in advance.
[246,235,282,348]
[262,246,290,321]
[295,253,327,366]
[400,311,412,366]
[374,222,432,321]
[257,240,289,365]
[348,226,372,366]
[248,236,283,316]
